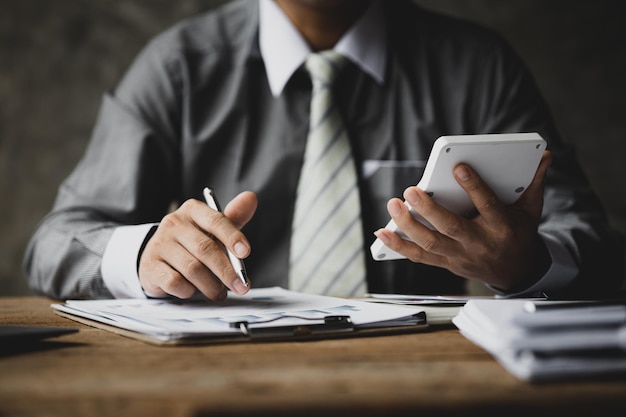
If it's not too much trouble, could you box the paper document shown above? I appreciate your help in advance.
[52,287,426,344]
[453,299,626,381]
[367,293,494,306]
[358,293,492,325]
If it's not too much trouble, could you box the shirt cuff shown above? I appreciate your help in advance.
[101,223,158,298]
[490,232,579,298]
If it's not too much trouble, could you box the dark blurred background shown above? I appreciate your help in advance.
[1,0,624,296]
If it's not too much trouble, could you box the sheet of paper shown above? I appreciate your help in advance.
[356,294,471,325]
[452,299,626,381]
[53,287,423,341]
[366,293,493,306]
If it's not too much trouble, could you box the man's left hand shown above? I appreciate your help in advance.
[374,151,553,291]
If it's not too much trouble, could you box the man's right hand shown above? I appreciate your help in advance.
[138,191,258,300]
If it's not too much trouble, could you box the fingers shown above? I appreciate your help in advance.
[224,191,258,230]
[452,152,552,225]
[139,202,233,300]
[177,201,250,290]
[381,162,509,262]
[197,200,251,261]
[139,192,258,301]
[376,196,457,267]
[452,163,508,226]
[377,177,499,269]
[402,187,470,245]
[376,153,553,289]
[140,234,228,300]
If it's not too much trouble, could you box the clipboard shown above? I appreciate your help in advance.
[52,287,428,346]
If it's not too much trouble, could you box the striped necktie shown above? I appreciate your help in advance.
[288,50,367,297]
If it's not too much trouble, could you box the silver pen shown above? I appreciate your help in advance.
[202,187,249,288]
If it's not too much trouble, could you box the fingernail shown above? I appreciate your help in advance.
[388,199,402,217]
[233,278,249,295]
[404,188,420,205]
[233,241,248,258]
[455,166,470,182]
[374,229,389,244]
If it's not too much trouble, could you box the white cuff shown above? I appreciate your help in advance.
[101,223,157,298]
[491,232,579,298]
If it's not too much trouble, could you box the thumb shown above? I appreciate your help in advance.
[224,191,258,229]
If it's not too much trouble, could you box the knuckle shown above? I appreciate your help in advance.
[182,257,206,278]
[205,213,222,231]
[160,211,182,229]
[414,200,434,218]
[420,236,440,253]
[207,211,231,231]
[475,194,499,212]
[441,218,463,238]
[180,198,201,211]
[160,271,194,298]
[406,251,423,263]
[395,239,423,263]
[208,217,242,248]
[159,270,182,291]
[196,236,221,257]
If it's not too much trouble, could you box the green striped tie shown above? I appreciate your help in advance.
[289,50,367,297]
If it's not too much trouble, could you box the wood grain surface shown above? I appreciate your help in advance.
[1,297,626,417]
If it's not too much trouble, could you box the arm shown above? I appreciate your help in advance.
[22,89,178,300]
[23,34,257,300]
[376,34,624,297]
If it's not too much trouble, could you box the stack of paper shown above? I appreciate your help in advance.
[453,299,626,381]
[52,287,427,345]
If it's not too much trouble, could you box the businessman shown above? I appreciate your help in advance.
[24,0,623,300]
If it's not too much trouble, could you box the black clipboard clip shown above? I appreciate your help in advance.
[229,315,354,340]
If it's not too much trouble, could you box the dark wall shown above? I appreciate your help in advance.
[1,0,624,296]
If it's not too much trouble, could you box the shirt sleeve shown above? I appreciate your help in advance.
[23,40,181,300]
[489,233,578,298]
[101,224,158,298]
[468,35,624,297]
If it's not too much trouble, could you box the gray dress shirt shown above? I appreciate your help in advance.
[23,0,624,299]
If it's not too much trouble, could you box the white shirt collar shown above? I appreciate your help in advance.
[259,0,387,97]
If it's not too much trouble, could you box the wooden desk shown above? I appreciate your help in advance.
[1,297,625,417]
